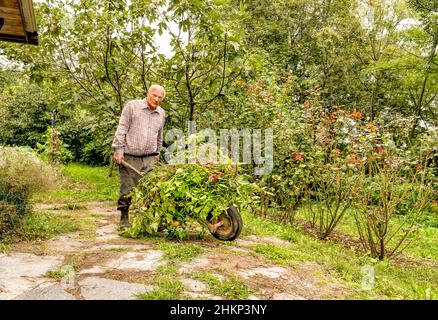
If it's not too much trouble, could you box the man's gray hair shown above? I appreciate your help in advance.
[148,84,166,98]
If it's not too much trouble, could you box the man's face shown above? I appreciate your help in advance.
[146,88,164,110]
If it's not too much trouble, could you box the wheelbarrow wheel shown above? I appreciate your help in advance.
[208,205,242,241]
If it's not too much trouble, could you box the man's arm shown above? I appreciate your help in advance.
[112,102,131,164]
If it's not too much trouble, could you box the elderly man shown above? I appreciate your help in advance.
[112,85,166,228]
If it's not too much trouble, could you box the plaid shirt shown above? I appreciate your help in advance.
[112,99,165,156]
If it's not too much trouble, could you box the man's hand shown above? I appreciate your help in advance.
[155,155,160,162]
[114,153,124,165]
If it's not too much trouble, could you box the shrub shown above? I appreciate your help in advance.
[0,146,56,238]
[303,166,355,240]
[352,156,436,260]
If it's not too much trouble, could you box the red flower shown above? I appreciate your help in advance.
[208,172,222,182]
[294,153,304,161]
[376,145,385,153]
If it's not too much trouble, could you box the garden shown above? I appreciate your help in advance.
[0,0,437,300]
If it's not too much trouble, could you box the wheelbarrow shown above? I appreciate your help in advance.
[121,160,243,241]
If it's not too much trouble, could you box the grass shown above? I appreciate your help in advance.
[21,211,84,240]
[192,271,254,300]
[250,244,302,267]
[295,205,438,261]
[46,265,75,279]
[0,242,10,253]
[137,279,185,300]
[242,209,438,299]
[32,163,119,204]
[155,240,204,263]
[137,266,184,300]
[156,265,179,276]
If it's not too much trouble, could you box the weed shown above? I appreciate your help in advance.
[156,241,204,263]
[46,267,71,279]
[137,278,184,300]
[192,271,253,300]
[157,265,178,276]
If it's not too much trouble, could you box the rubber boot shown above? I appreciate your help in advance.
[120,209,130,229]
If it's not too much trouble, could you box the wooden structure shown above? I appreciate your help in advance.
[0,0,38,45]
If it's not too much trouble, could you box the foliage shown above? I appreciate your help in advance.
[0,147,56,238]
[125,162,260,240]
[0,80,52,148]
[159,0,248,124]
[35,127,74,164]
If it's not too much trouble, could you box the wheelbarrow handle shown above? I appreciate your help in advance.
[120,160,143,176]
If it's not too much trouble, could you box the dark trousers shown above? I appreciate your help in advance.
[117,154,158,211]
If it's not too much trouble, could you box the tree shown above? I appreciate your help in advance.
[158,0,248,127]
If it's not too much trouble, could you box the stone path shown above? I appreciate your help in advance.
[0,202,349,300]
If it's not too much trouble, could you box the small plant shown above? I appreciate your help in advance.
[46,267,72,279]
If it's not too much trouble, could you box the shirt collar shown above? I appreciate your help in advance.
[143,100,161,114]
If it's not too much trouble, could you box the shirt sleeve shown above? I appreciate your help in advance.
[112,102,131,155]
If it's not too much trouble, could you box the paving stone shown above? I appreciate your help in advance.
[272,292,306,300]
[178,257,211,273]
[183,292,224,300]
[238,266,289,279]
[79,250,165,274]
[95,224,120,241]
[79,276,153,300]
[13,283,76,300]
[88,207,117,216]
[87,244,150,252]
[245,235,291,247]
[105,251,165,270]
[0,253,63,299]
[181,279,208,292]
[46,234,84,252]
[96,224,117,236]
[234,239,260,247]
